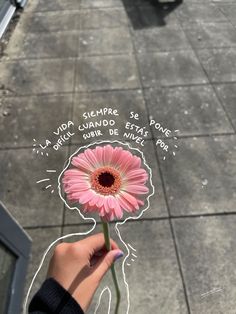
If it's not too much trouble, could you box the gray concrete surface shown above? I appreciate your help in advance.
[0,0,236,313]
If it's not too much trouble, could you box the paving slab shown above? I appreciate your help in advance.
[137,50,208,87]
[24,227,61,308]
[213,0,235,2]
[145,85,234,137]
[173,216,236,314]
[63,220,188,314]
[64,139,168,225]
[183,22,236,49]
[197,48,236,83]
[175,3,227,26]
[0,94,73,148]
[183,0,211,2]
[132,24,191,53]
[0,147,68,227]
[78,28,133,56]
[18,11,80,33]
[214,83,236,130]
[75,55,140,92]
[0,59,75,95]
[25,0,80,13]
[216,3,236,26]
[71,89,151,144]
[1,0,235,311]
[80,8,129,29]
[80,0,124,9]
[157,135,236,216]
[5,30,79,59]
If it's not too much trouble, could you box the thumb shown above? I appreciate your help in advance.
[93,249,124,282]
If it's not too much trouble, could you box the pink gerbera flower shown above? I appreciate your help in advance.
[62,144,149,221]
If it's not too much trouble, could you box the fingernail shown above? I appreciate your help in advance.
[115,250,124,261]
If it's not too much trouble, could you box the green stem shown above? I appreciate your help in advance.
[102,220,121,314]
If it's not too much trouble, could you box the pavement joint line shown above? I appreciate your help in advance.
[0,87,142,98]
[12,44,236,63]
[148,115,192,314]
[152,135,192,314]
[216,2,236,31]
[70,132,236,149]
[1,131,235,151]
[21,25,131,34]
[3,52,134,62]
[7,44,236,64]
[170,219,192,314]
[27,5,132,15]
[1,56,77,62]
[23,9,81,16]
[0,143,71,151]
[2,82,236,99]
[0,91,76,98]
[211,84,236,133]
[23,6,135,18]
[127,19,192,314]
[177,9,236,138]
[142,81,236,89]
[154,132,236,139]
[171,211,236,219]
[23,211,236,230]
[60,16,81,236]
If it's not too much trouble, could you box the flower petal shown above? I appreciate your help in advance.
[121,191,139,210]
[103,145,113,165]
[94,146,104,166]
[125,185,149,194]
[84,148,99,168]
[72,155,94,173]
[78,190,95,204]
[117,194,135,212]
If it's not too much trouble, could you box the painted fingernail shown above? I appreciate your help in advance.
[115,251,124,261]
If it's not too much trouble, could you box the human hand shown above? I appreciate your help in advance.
[47,233,124,312]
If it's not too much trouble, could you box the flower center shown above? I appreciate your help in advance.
[98,172,115,187]
[90,166,121,195]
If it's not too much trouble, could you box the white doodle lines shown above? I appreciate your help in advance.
[128,243,137,252]
[155,130,180,161]
[94,287,112,314]
[172,130,179,157]
[36,178,50,184]
[200,287,223,299]
[32,138,49,157]
[24,140,155,314]
[126,244,138,267]
[36,169,57,194]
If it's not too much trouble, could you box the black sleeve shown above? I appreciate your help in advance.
[28,277,84,314]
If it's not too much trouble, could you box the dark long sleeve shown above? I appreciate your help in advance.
[28,278,84,314]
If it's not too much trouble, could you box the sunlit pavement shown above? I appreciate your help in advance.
[0,0,236,313]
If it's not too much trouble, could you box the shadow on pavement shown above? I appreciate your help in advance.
[123,0,183,29]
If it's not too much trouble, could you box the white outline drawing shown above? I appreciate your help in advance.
[155,129,179,161]
[36,178,50,184]
[127,243,136,252]
[32,138,49,157]
[24,140,155,314]
[36,170,57,194]
[94,287,112,314]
